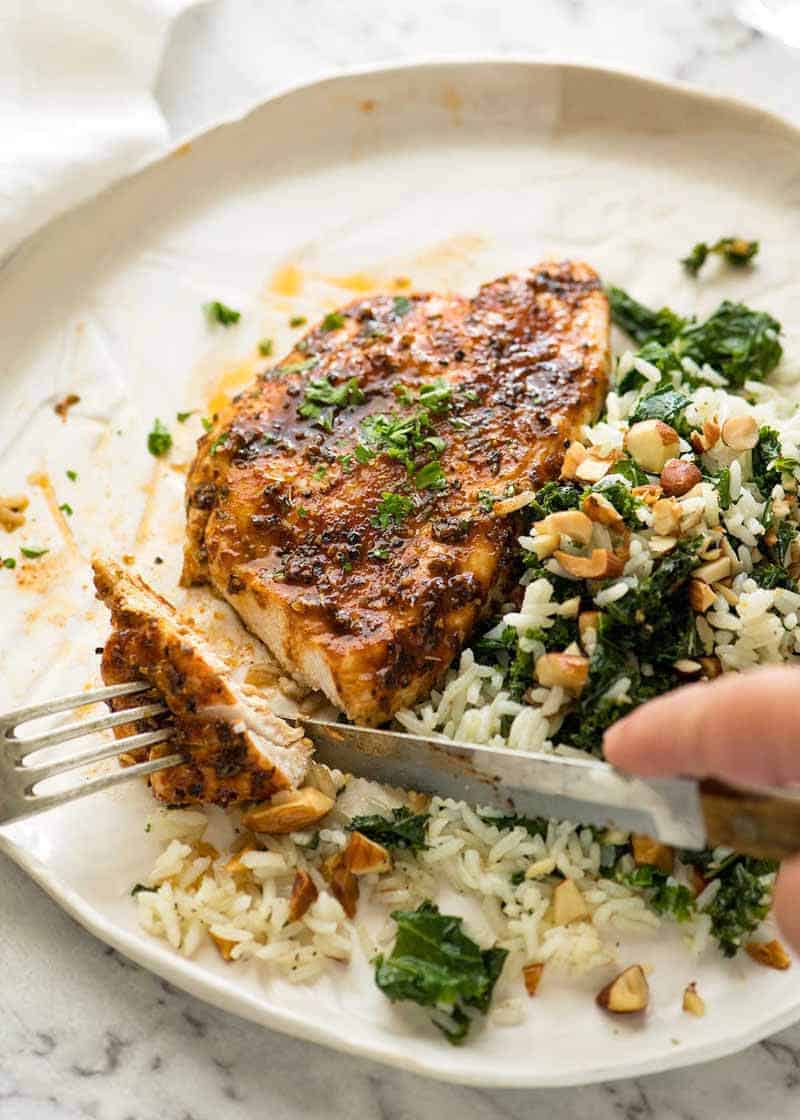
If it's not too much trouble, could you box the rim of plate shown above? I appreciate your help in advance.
[2,58,800,1087]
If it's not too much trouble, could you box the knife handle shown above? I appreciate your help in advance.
[700,779,800,861]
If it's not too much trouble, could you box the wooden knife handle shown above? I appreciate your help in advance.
[700,779,800,861]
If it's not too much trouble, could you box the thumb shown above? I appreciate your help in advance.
[773,856,800,956]
[603,666,800,785]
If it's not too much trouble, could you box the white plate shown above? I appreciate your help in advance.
[2,60,800,1088]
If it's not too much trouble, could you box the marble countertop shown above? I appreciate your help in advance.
[5,1,800,1116]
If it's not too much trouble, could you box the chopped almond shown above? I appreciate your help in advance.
[242,787,334,834]
[596,965,649,1014]
[648,535,678,556]
[690,419,721,454]
[523,962,544,997]
[578,610,601,652]
[746,939,791,970]
[288,868,318,921]
[326,854,359,919]
[553,878,589,925]
[625,420,680,473]
[575,455,614,484]
[694,556,733,584]
[689,579,716,613]
[560,440,588,480]
[344,831,392,875]
[407,790,431,813]
[492,490,535,517]
[699,655,723,680]
[536,652,589,692]
[529,532,560,560]
[674,659,702,676]
[582,492,624,528]
[0,494,29,533]
[536,510,594,545]
[660,459,702,498]
[651,497,682,537]
[210,932,237,961]
[555,548,624,579]
[631,834,674,873]
[632,484,663,506]
[682,981,706,1017]
[722,415,759,451]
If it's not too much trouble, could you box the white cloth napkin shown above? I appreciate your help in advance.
[0,0,199,260]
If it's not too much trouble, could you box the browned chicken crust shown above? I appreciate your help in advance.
[94,556,312,806]
[183,262,610,725]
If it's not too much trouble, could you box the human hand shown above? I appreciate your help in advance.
[603,666,800,954]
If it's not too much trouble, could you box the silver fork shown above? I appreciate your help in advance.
[0,681,182,825]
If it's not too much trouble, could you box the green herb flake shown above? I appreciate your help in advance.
[289,315,308,328]
[176,410,195,423]
[20,546,49,559]
[275,358,320,378]
[298,376,365,430]
[374,900,508,1044]
[258,338,274,357]
[414,460,447,491]
[66,469,78,482]
[147,418,173,457]
[2,557,16,569]
[349,807,429,851]
[682,237,759,276]
[371,492,414,529]
[59,503,73,516]
[204,300,241,327]
[209,432,230,456]
[321,311,346,332]
[201,416,214,432]
[393,295,412,317]
[312,465,328,481]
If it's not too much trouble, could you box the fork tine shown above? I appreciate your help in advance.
[11,702,168,757]
[20,727,176,788]
[0,681,151,737]
[25,750,185,816]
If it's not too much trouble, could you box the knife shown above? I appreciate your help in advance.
[298,718,800,861]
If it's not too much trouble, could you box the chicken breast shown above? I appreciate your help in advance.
[94,556,313,806]
[183,261,610,725]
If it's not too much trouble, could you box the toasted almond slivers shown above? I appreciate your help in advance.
[699,655,723,679]
[714,582,739,607]
[682,982,706,1017]
[210,932,237,961]
[651,497,682,537]
[287,868,319,922]
[582,491,624,527]
[575,455,613,484]
[746,939,791,970]
[632,834,674,873]
[322,851,359,919]
[536,510,594,545]
[560,440,588,480]
[523,962,545,997]
[553,878,590,925]
[648,535,678,555]
[536,652,589,692]
[632,484,663,506]
[555,548,624,579]
[529,532,560,560]
[492,490,535,517]
[242,788,334,834]
[722,415,759,452]
[596,965,650,1014]
[689,579,716,612]
[344,831,392,875]
[694,556,733,584]
[625,420,680,473]
[660,459,702,498]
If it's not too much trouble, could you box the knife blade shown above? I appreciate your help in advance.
[299,718,707,849]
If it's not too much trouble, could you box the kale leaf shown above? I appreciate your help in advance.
[629,384,692,434]
[528,481,582,519]
[620,865,695,921]
[751,562,799,592]
[588,480,644,528]
[681,852,777,957]
[608,287,687,346]
[682,237,759,276]
[348,807,429,852]
[374,901,508,1043]
[479,812,548,839]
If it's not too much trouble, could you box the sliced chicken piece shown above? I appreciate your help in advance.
[93,556,313,806]
[183,261,610,725]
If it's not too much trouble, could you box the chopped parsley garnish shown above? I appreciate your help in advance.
[349,807,429,851]
[66,469,78,482]
[209,432,230,455]
[59,503,73,516]
[418,378,452,414]
[414,460,446,491]
[176,410,195,423]
[369,547,390,561]
[312,465,328,481]
[682,237,759,276]
[201,416,214,432]
[321,311,346,332]
[371,492,414,528]
[298,376,364,431]
[393,295,412,317]
[289,315,307,328]
[204,300,241,327]
[147,419,172,457]
[274,358,319,377]
[374,901,507,1044]
[609,286,782,390]
[258,338,274,356]
[2,557,16,569]
[20,546,48,559]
